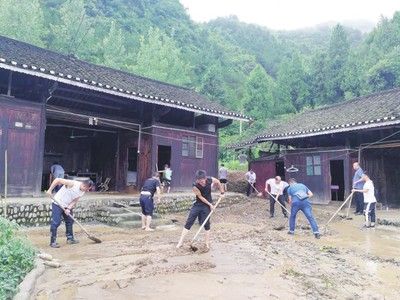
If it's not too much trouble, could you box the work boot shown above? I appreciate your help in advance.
[269,215,274,218]
[50,242,60,248]
[67,238,80,245]
[314,233,321,239]
[287,231,294,235]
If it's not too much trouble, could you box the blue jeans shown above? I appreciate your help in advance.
[50,203,74,243]
[289,200,319,234]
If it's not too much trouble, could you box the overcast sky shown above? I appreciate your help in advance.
[179,0,399,30]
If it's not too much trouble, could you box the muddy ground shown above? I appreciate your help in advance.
[25,198,400,300]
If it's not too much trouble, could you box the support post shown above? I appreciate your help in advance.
[7,71,12,96]
[3,149,7,218]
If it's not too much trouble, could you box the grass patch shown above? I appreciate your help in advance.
[0,217,36,299]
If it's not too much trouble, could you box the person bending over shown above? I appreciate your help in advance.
[140,172,161,231]
[176,170,224,249]
[47,178,93,248]
[265,176,289,218]
[287,178,320,239]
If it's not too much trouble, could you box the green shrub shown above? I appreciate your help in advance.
[0,217,36,300]
[220,160,248,171]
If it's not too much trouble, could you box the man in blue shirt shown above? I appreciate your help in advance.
[352,162,365,215]
[287,178,320,239]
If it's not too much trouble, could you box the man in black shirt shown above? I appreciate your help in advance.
[176,170,224,249]
[140,172,161,231]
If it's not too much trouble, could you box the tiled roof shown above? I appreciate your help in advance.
[231,88,400,148]
[0,35,249,121]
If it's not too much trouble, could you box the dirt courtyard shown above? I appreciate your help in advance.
[25,198,400,300]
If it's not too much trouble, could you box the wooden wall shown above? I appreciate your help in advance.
[250,158,278,194]
[0,96,45,196]
[151,126,218,188]
[251,148,352,204]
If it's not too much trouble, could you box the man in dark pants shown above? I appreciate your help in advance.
[265,176,289,218]
[139,172,161,231]
[176,170,224,249]
[352,162,365,215]
[245,169,256,197]
[287,178,320,239]
[46,178,93,248]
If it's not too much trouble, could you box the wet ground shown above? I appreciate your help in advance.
[24,198,400,300]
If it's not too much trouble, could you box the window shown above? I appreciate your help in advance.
[182,135,202,158]
[196,137,203,158]
[306,155,321,176]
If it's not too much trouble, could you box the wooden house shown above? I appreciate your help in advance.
[0,35,249,196]
[234,89,400,206]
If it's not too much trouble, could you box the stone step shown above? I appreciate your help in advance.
[98,206,142,215]
[117,218,173,229]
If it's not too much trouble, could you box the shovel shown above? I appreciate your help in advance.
[190,196,223,252]
[249,182,263,197]
[51,197,102,243]
[265,190,290,230]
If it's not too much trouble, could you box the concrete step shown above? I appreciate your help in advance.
[98,206,142,215]
[117,218,173,229]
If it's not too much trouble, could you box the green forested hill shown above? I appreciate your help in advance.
[1,0,399,154]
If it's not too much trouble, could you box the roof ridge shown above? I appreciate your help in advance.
[0,35,196,93]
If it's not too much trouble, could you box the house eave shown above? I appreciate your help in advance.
[0,61,250,122]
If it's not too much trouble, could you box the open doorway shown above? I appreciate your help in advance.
[275,161,285,180]
[157,145,171,171]
[330,160,345,201]
[127,147,138,187]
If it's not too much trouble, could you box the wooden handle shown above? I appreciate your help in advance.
[51,197,91,237]
[265,190,291,215]
[191,197,223,243]
[325,192,354,228]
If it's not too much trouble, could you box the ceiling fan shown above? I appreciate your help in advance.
[69,129,89,139]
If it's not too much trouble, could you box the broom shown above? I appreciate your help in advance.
[51,197,102,243]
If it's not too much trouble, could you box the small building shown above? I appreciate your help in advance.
[0,35,249,196]
[234,88,400,206]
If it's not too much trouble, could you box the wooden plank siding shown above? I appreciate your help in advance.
[0,95,44,196]
[150,125,218,188]
[251,149,353,204]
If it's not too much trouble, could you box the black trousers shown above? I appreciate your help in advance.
[270,194,287,217]
[354,192,364,213]
[247,183,255,196]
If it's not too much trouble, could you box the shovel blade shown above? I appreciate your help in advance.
[89,236,102,243]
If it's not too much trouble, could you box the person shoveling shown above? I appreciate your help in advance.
[47,178,97,248]
[176,170,225,251]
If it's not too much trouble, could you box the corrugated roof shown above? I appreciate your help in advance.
[231,88,400,148]
[0,35,250,121]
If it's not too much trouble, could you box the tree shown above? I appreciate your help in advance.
[325,24,350,103]
[243,65,276,123]
[275,54,309,113]
[0,0,46,46]
[99,21,128,69]
[48,0,95,58]
[130,27,191,86]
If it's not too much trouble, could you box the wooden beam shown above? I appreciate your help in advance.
[51,94,121,110]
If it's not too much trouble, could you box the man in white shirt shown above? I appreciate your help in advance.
[265,176,289,218]
[352,172,377,228]
[245,169,256,197]
[47,178,93,248]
